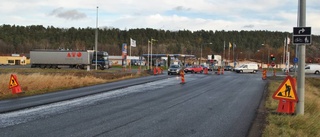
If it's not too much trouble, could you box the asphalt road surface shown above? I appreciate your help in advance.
[0,71,267,137]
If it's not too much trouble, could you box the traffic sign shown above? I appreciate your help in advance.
[293,27,311,35]
[272,76,298,102]
[293,27,312,45]
[8,74,20,89]
[271,62,275,67]
[293,57,298,63]
[292,35,311,45]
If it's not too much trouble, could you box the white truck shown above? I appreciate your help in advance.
[208,55,222,70]
[234,63,259,73]
[30,50,110,70]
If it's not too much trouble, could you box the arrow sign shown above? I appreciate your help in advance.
[298,28,305,34]
[293,27,311,35]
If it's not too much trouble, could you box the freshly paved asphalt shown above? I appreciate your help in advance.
[0,71,267,137]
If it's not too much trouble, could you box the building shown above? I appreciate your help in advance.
[0,54,30,65]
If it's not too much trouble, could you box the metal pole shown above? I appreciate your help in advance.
[267,48,270,68]
[283,39,286,68]
[95,6,99,70]
[286,36,290,72]
[233,43,235,68]
[147,40,149,70]
[130,38,132,71]
[296,0,306,115]
[151,38,153,69]
[223,41,225,67]
[200,44,202,65]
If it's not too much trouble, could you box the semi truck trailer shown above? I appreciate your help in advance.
[30,50,110,70]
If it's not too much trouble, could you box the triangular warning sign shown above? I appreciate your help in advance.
[8,74,19,89]
[272,75,298,102]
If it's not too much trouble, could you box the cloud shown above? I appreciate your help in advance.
[49,7,87,20]
[173,6,191,11]
[243,25,254,28]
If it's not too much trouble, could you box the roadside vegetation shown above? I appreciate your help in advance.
[263,77,320,136]
[0,68,148,100]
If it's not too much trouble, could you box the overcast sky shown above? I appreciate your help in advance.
[1,0,319,35]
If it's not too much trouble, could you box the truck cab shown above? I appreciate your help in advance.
[92,51,110,70]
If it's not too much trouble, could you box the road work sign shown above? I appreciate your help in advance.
[9,74,20,89]
[272,76,298,102]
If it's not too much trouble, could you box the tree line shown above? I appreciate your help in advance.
[0,24,319,63]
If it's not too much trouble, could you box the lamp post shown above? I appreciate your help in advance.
[200,42,212,65]
[95,6,99,70]
[261,44,270,68]
[150,38,157,69]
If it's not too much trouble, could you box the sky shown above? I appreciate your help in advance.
[1,0,320,35]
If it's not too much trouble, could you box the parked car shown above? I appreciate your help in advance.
[168,64,182,75]
[282,66,298,73]
[184,65,203,73]
[224,65,233,71]
[305,64,320,74]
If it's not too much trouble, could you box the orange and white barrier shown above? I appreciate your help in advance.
[180,71,185,84]
[262,70,267,80]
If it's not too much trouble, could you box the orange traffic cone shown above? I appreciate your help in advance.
[180,71,185,84]
[153,67,157,75]
[262,69,267,80]
[204,68,208,74]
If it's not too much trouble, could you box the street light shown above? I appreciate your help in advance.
[95,6,99,70]
[261,43,270,68]
[200,42,212,65]
[150,38,157,69]
[257,50,264,68]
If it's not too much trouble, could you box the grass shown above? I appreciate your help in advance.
[0,68,148,100]
[263,77,320,137]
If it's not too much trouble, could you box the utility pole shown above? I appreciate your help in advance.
[296,0,306,115]
[95,6,99,70]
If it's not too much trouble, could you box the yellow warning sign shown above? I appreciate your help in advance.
[272,76,298,102]
[9,74,19,89]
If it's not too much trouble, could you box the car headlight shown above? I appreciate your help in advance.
[176,69,180,72]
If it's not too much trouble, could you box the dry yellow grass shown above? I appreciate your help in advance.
[0,68,147,100]
[0,73,107,99]
[263,77,320,137]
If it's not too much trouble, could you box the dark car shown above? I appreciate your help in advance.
[168,64,182,75]
[224,65,233,71]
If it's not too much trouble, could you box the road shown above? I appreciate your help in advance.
[0,71,266,137]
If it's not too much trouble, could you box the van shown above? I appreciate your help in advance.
[305,64,320,74]
[234,63,259,73]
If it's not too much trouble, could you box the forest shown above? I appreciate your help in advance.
[0,24,319,64]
